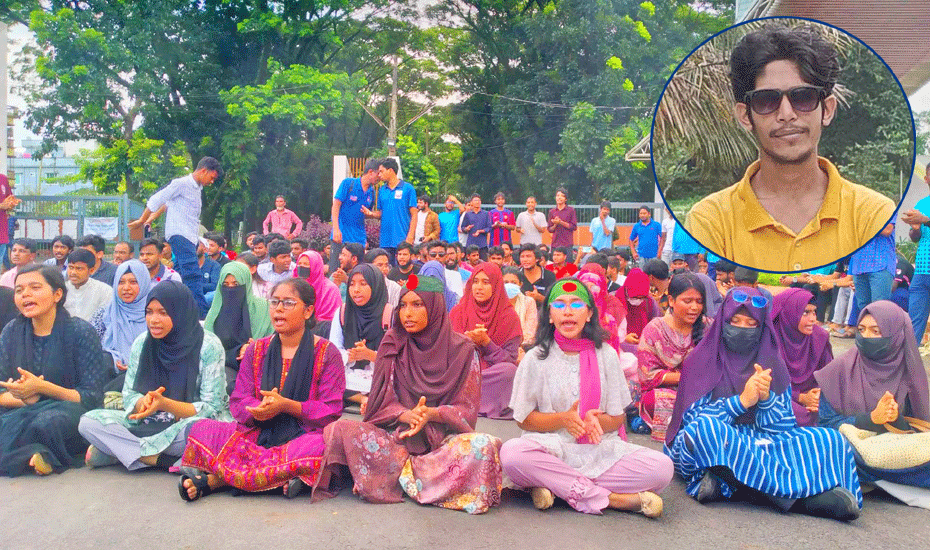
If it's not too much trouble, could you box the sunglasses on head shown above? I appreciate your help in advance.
[732,289,768,309]
[743,85,825,116]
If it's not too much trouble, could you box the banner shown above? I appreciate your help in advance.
[83,217,120,240]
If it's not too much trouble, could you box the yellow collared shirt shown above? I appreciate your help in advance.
[685,157,895,272]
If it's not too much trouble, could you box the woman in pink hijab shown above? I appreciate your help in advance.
[294,251,342,322]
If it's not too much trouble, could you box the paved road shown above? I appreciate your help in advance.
[3,335,929,550]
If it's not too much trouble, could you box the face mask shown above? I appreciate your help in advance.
[504,283,521,300]
[855,333,892,361]
[297,266,311,279]
[628,297,645,307]
[722,324,762,354]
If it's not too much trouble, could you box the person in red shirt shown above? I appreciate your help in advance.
[489,192,516,246]
[545,246,578,279]
[0,175,21,274]
[547,187,577,248]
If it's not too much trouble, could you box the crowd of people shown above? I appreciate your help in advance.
[0,154,928,520]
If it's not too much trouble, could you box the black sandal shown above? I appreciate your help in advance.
[179,471,212,502]
[284,477,306,499]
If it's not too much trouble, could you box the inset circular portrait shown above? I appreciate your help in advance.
[652,17,915,273]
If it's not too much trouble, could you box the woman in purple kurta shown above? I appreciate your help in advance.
[312,275,503,514]
[450,262,522,419]
[771,288,833,426]
[179,279,345,499]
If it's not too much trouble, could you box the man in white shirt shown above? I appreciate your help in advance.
[257,240,294,287]
[515,196,547,246]
[128,157,222,317]
[64,248,112,321]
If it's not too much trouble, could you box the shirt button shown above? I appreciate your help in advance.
[793,263,802,270]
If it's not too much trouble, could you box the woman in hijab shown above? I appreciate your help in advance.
[771,288,833,427]
[0,286,18,333]
[0,265,110,476]
[665,287,863,521]
[616,268,662,353]
[89,260,152,396]
[236,252,270,299]
[502,266,537,354]
[418,259,459,311]
[450,262,522,419]
[328,264,389,405]
[502,279,673,517]
[204,261,274,395]
[294,250,341,322]
[78,281,230,472]
[815,301,930,492]
[312,275,503,514]
[180,278,345,500]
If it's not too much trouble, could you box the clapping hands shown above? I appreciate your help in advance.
[739,364,772,409]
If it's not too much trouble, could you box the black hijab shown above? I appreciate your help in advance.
[256,327,317,448]
[342,264,388,368]
[213,285,252,351]
[0,287,17,333]
[7,306,76,389]
[134,281,204,404]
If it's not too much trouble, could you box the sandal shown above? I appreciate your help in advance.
[638,491,663,518]
[179,470,212,502]
[85,445,119,469]
[531,487,555,510]
[284,477,306,499]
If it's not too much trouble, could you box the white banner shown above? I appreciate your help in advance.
[83,217,120,240]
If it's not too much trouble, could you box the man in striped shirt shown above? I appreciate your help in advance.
[128,157,223,317]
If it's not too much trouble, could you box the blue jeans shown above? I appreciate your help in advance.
[909,273,930,343]
[168,235,208,318]
[852,270,893,311]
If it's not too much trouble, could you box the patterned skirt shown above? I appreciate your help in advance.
[312,419,503,514]
[182,418,325,492]
[639,387,677,443]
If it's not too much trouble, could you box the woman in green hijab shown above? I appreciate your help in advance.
[204,262,274,394]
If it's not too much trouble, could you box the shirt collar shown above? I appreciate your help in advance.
[737,157,841,233]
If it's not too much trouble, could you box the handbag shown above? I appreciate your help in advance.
[838,423,930,470]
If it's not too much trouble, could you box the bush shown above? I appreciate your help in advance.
[298,215,332,252]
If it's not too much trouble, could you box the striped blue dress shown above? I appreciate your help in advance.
[665,389,863,506]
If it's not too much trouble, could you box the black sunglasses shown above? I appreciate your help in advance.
[743,85,825,116]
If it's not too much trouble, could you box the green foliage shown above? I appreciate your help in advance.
[71,131,190,197]
[373,134,441,196]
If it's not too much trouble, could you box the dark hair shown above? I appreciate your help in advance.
[519,243,541,259]
[204,232,226,248]
[237,252,265,283]
[268,240,291,258]
[733,267,759,285]
[553,246,572,258]
[412,243,423,255]
[668,273,707,343]
[488,246,504,258]
[396,241,414,254]
[67,248,97,268]
[465,245,480,256]
[616,247,632,261]
[364,158,380,173]
[714,259,737,273]
[246,231,258,240]
[643,258,670,280]
[343,242,365,264]
[51,235,75,250]
[452,242,464,253]
[607,256,621,270]
[730,23,839,102]
[555,187,568,199]
[364,248,390,263]
[500,241,513,251]
[290,238,308,249]
[469,193,481,202]
[268,278,317,330]
[13,238,38,253]
[378,157,399,174]
[501,266,522,279]
[600,200,611,210]
[116,240,134,253]
[417,194,429,204]
[15,264,67,311]
[196,156,224,178]
[638,205,650,213]
[265,232,286,243]
[77,234,105,254]
[535,280,607,360]
[140,238,162,252]
[586,253,608,270]
[494,192,505,201]
[250,235,266,247]
[425,240,446,252]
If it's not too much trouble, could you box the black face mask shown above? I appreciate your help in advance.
[855,333,892,361]
[297,266,311,279]
[672,267,688,275]
[722,324,762,354]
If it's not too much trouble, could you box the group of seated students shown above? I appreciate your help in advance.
[1,243,928,521]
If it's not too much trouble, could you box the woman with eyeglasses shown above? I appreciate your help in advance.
[501,279,674,517]
[814,301,930,502]
[178,278,345,500]
[79,281,230,473]
[665,287,863,520]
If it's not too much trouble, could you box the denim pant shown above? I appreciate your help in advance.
[168,234,208,317]
[832,286,855,325]
[329,240,344,275]
[852,270,893,311]
[909,273,930,344]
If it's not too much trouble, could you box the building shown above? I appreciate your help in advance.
[9,139,92,195]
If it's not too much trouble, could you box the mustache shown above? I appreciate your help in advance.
[769,126,807,138]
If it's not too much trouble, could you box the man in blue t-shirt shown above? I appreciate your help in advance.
[361,157,417,265]
[628,206,663,263]
[902,163,930,343]
[330,159,378,273]
[460,194,491,259]
[589,201,616,252]
[438,195,466,244]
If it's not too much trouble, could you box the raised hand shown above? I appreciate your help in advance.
[464,324,490,347]
[870,391,899,425]
[739,366,768,409]
[129,386,166,420]
[561,400,586,440]
[753,363,773,401]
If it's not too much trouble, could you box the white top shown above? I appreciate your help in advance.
[661,217,676,254]
[146,174,202,245]
[328,304,378,394]
[516,211,547,245]
[510,343,641,478]
[65,278,113,321]
[257,262,294,286]
[414,210,428,243]
[445,267,464,298]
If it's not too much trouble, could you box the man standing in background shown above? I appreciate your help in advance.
[438,195,466,245]
[629,206,663,264]
[515,196,547,246]
[460,194,492,259]
[589,201,616,252]
[362,158,416,264]
[263,195,303,239]
[548,187,577,248]
[489,192,516,246]
[331,159,377,273]
[407,195,440,245]
[113,241,134,264]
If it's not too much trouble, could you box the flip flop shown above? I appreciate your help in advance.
[284,477,306,499]
[179,471,212,502]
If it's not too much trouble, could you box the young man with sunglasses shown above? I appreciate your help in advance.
[685,24,894,272]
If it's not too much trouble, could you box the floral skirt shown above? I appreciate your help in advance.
[312,419,503,514]
[639,387,677,442]
[182,418,325,492]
